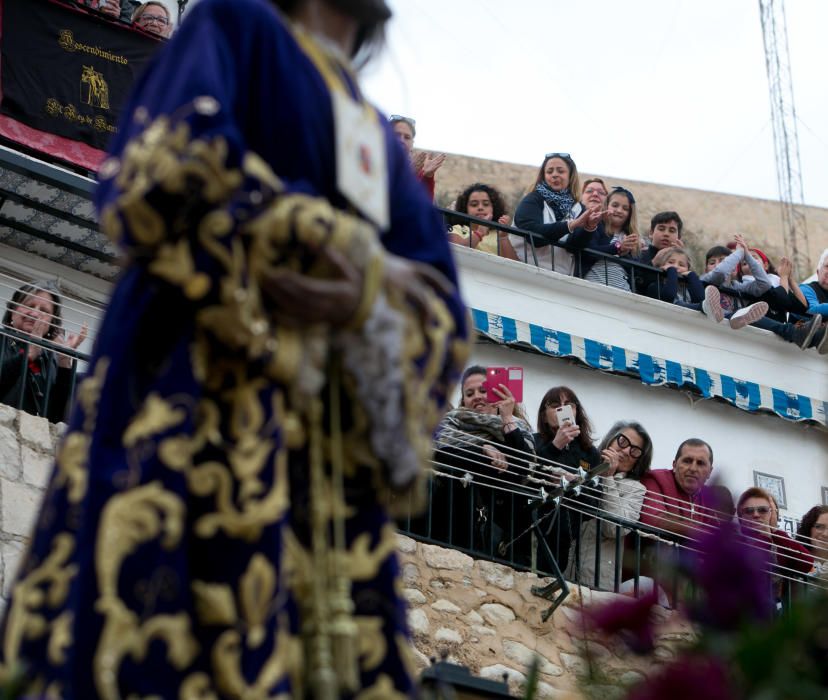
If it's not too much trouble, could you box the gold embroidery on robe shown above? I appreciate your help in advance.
[2,534,77,671]
[93,483,198,699]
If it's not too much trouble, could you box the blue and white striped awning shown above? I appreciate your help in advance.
[472,309,828,428]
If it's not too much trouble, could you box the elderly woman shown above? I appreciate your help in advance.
[564,420,653,590]
[511,152,597,274]
[448,183,518,260]
[132,1,173,37]
[796,505,828,577]
[1,282,86,422]
[434,365,535,560]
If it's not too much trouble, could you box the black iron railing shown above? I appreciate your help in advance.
[0,325,90,423]
[439,208,764,307]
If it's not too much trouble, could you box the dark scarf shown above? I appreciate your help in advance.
[535,182,575,222]
[807,281,828,304]
[436,408,535,456]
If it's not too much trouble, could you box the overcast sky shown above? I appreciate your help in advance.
[360,0,828,210]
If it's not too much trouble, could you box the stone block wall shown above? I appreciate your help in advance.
[398,534,695,699]
[0,405,60,607]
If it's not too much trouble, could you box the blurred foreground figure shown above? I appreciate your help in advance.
[0,0,469,697]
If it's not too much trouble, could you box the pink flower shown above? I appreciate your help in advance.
[685,521,774,630]
[627,655,740,700]
[585,588,659,654]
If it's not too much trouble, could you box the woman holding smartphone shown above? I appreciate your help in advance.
[535,386,598,469]
[533,386,600,567]
[434,365,535,562]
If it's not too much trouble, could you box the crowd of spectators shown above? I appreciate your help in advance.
[386,131,828,354]
[426,365,826,607]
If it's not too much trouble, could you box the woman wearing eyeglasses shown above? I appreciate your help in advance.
[511,153,598,274]
[568,185,641,292]
[132,1,173,37]
[795,505,828,577]
[737,488,813,580]
[563,420,653,590]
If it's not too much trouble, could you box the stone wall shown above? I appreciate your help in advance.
[0,405,59,608]
[0,405,694,697]
[398,534,695,699]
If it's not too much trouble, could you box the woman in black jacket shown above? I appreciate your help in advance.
[1,282,86,423]
[532,385,600,574]
[511,153,596,273]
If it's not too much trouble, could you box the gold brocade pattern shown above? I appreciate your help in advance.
[2,534,78,672]
[93,483,197,699]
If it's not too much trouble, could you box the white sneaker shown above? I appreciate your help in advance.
[702,286,724,324]
[729,302,768,330]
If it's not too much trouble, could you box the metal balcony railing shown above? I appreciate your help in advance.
[397,427,826,616]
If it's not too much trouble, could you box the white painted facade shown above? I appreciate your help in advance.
[453,246,828,523]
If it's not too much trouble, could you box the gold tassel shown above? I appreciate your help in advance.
[329,580,359,692]
[305,396,337,700]
[328,360,360,693]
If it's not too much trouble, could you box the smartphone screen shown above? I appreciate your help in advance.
[486,367,523,403]
[555,404,575,426]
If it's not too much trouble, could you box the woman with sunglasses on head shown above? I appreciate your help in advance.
[564,420,653,590]
[389,114,445,199]
[796,505,828,577]
[1,282,87,423]
[511,153,599,274]
[568,185,641,292]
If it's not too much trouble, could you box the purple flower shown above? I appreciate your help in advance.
[684,521,774,630]
[585,588,659,654]
[627,654,740,700]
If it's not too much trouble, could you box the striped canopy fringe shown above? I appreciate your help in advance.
[472,309,827,429]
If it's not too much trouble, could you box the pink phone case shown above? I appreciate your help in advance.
[486,366,524,404]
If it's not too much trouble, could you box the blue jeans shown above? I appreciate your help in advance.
[751,316,793,341]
